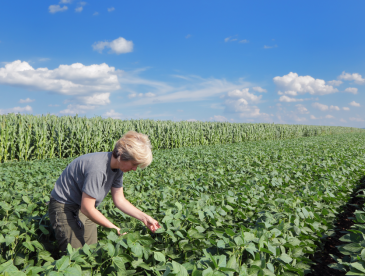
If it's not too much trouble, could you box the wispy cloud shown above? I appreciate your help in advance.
[19,98,35,103]
[107,7,115,12]
[252,86,267,93]
[349,101,361,107]
[0,105,32,115]
[224,36,238,42]
[103,109,123,119]
[263,45,277,49]
[93,37,133,54]
[312,102,328,111]
[49,5,68,13]
[344,87,358,94]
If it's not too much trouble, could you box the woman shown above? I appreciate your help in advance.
[48,131,160,255]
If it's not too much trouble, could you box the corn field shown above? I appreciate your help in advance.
[0,113,363,162]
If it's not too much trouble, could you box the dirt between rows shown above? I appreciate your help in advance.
[308,180,365,276]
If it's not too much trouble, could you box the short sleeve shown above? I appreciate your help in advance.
[82,171,106,199]
[112,172,123,188]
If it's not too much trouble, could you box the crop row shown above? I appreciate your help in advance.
[329,181,365,275]
[0,113,363,162]
[0,133,365,275]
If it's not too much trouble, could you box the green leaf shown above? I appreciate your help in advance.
[22,196,31,204]
[23,241,35,252]
[217,240,225,248]
[175,202,183,211]
[38,250,54,262]
[172,260,189,276]
[64,267,82,276]
[5,235,15,246]
[39,225,49,235]
[225,228,235,237]
[351,262,365,273]
[107,242,115,257]
[82,243,91,256]
[279,253,293,264]
[113,256,126,271]
[154,252,166,263]
[130,243,143,258]
[107,231,119,242]
[56,255,70,271]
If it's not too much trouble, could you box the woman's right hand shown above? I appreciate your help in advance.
[115,227,127,236]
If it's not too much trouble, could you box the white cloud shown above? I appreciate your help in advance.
[211,115,228,122]
[349,101,361,107]
[330,105,340,111]
[225,100,267,119]
[294,116,307,122]
[79,2,87,5]
[340,119,347,123]
[92,37,133,54]
[349,117,364,122]
[327,80,343,86]
[310,115,317,120]
[239,39,249,43]
[19,98,35,103]
[338,71,365,85]
[107,7,115,12]
[344,87,358,94]
[127,75,252,106]
[77,93,110,105]
[93,12,99,15]
[295,104,309,114]
[274,72,338,96]
[263,45,277,49]
[224,88,269,119]
[187,119,197,122]
[75,7,83,12]
[128,93,137,99]
[0,60,120,95]
[59,0,72,3]
[227,88,261,102]
[48,104,60,107]
[312,102,329,111]
[343,107,350,111]
[60,104,95,115]
[252,86,267,93]
[0,105,32,115]
[185,34,191,39]
[325,115,334,119]
[103,109,123,119]
[279,95,304,102]
[224,36,238,42]
[49,5,68,13]
[145,92,155,97]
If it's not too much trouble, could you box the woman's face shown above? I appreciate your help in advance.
[118,159,139,172]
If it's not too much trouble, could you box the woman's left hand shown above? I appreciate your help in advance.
[141,215,161,233]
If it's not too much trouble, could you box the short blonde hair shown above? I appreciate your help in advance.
[112,131,152,169]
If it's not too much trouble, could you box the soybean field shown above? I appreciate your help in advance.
[1,132,365,275]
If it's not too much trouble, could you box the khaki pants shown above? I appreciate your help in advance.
[48,198,97,255]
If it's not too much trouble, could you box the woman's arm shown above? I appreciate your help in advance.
[80,192,122,234]
[111,187,160,232]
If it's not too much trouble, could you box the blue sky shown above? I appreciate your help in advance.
[0,0,364,127]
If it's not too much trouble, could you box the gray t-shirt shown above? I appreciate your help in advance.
[51,152,123,207]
